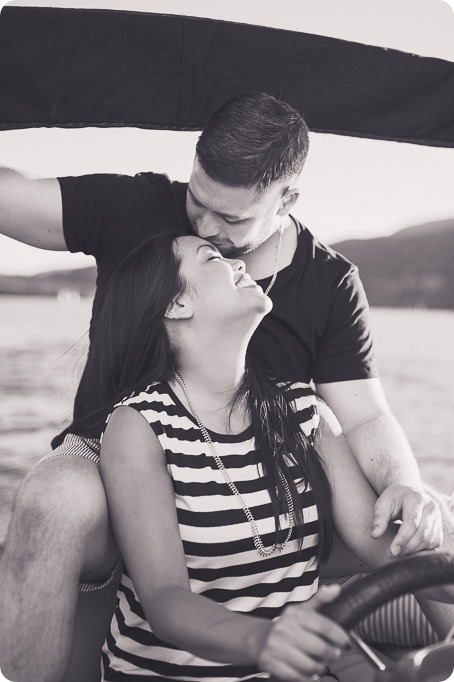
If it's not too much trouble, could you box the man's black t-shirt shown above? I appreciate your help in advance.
[54,172,376,447]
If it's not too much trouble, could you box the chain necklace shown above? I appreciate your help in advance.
[263,221,285,296]
[174,372,295,557]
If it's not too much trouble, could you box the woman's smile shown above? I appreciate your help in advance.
[235,273,261,289]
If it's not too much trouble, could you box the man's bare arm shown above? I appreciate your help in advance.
[316,378,420,486]
[316,377,442,556]
[0,168,65,250]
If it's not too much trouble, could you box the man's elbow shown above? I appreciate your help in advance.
[341,407,395,438]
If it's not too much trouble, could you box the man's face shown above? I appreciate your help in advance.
[186,158,285,257]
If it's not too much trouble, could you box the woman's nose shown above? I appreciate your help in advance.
[232,259,246,273]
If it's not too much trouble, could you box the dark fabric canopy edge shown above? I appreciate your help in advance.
[1,6,453,147]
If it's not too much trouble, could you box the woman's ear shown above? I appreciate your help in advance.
[165,296,193,320]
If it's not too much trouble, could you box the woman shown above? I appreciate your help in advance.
[80,231,453,682]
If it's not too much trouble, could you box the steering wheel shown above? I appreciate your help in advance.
[320,553,454,681]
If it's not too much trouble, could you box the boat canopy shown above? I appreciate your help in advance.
[0,5,453,147]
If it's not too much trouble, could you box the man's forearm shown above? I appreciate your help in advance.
[326,398,443,554]
[343,411,422,494]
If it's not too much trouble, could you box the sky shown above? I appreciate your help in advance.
[1,0,454,275]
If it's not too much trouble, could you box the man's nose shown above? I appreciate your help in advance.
[196,213,221,239]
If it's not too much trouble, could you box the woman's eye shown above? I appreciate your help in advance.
[209,254,221,260]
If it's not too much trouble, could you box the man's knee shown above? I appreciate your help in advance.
[3,456,114,577]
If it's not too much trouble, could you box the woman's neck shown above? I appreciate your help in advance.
[171,335,250,434]
[175,350,246,400]
[175,321,253,395]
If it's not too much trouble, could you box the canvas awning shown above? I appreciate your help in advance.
[0,6,453,146]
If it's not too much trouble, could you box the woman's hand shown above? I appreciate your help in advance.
[257,585,350,681]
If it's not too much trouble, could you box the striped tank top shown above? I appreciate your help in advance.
[101,380,320,682]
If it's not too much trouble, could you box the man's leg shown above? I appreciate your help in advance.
[0,453,118,682]
[63,574,121,682]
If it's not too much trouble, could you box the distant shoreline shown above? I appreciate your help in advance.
[1,292,453,313]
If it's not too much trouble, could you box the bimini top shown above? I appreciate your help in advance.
[0,5,453,147]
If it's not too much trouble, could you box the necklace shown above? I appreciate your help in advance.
[174,372,294,557]
[263,221,285,296]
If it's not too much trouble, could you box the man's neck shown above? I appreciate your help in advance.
[240,214,298,282]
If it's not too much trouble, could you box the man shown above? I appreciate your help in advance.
[0,93,444,682]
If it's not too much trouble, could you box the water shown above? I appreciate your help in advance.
[0,296,453,541]
[0,296,91,539]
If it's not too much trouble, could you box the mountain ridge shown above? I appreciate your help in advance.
[331,219,454,309]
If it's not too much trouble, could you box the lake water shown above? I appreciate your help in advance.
[0,296,453,542]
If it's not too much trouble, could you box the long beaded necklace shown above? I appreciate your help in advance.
[174,371,295,557]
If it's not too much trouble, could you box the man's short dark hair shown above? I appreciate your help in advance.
[196,92,309,191]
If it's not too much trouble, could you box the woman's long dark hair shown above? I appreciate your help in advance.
[75,231,333,562]
[74,231,184,438]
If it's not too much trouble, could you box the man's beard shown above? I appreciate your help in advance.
[211,241,258,258]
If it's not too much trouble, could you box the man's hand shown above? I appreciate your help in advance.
[372,484,443,557]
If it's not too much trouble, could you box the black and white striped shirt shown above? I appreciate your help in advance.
[102,380,320,682]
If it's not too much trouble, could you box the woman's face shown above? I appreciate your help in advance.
[174,235,272,326]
